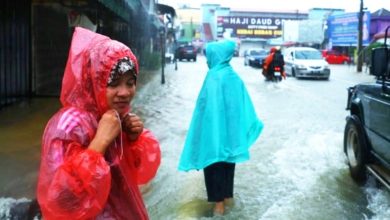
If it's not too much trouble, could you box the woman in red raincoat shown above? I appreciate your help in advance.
[37,27,161,219]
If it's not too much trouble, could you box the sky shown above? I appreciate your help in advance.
[158,0,390,13]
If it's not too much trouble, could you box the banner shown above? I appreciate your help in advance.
[327,12,371,46]
[217,16,285,39]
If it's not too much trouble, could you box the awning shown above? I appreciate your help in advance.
[156,3,176,17]
[266,37,283,46]
[374,30,390,40]
[150,14,164,31]
[98,0,139,21]
[282,41,297,46]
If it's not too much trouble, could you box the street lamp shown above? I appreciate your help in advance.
[159,26,166,84]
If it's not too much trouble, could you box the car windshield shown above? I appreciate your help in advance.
[250,50,267,56]
[295,50,322,60]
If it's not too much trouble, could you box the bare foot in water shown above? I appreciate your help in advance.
[213,201,225,215]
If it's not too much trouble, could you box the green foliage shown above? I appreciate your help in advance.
[364,42,384,63]
[366,42,384,53]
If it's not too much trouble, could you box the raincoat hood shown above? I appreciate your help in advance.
[60,27,139,118]
[205,40,235,69]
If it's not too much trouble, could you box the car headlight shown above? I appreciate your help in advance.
[296,64,306,69]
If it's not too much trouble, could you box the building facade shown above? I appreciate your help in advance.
[1,0,164,109]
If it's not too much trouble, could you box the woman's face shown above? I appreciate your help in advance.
[106,73,136,116]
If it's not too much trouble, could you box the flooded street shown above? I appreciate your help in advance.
[1,56,390,219]
[136,56,390,220]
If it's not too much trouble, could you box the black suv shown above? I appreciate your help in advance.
[176,44,197,62]
[344,27,390,188]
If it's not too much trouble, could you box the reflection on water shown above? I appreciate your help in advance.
[0,98,60,199]
[176,199,214,219]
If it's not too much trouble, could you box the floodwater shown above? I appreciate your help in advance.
[1,56,390,219]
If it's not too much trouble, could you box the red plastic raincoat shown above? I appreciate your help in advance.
[37,27,161,220]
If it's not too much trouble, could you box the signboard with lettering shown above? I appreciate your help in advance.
[217,16,285,39]
[327,12,371,46]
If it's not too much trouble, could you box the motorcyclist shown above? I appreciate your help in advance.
[262,46,286,81]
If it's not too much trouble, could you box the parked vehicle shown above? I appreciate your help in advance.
[283,47,330,80]
[234,46,240,57]
[243,49,268,68]
[322,50,351,64]
[177,44,197,62]
[234,40,240,57]
[343,26,390,188]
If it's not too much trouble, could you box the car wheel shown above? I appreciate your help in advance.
[344,115,370,184]
[292,68,296,77]
[194,57,197,62]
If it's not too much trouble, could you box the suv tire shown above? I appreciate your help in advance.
[344,115,369,184]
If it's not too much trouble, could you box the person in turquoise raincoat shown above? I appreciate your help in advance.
[178,39,263,215]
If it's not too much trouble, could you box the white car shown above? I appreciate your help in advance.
[283,47,330,80]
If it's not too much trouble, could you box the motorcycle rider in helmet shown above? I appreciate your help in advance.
[262,46,286,81]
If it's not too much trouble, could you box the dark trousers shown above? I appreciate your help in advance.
[203,162,236,202]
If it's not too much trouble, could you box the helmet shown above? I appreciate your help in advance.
[270,47,277,53]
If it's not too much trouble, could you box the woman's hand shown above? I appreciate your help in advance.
[122,113,144,141]
[89,110,121,153]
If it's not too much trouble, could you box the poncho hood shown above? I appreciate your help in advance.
[60,27,139,118]
[205,40,235,69]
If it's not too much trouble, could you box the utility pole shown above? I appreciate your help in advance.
[159,27,166,84]
[357,0,364,72]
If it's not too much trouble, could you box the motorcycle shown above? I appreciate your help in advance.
[264,66,284,82]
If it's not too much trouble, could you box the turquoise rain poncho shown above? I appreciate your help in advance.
[178,40,264,171]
